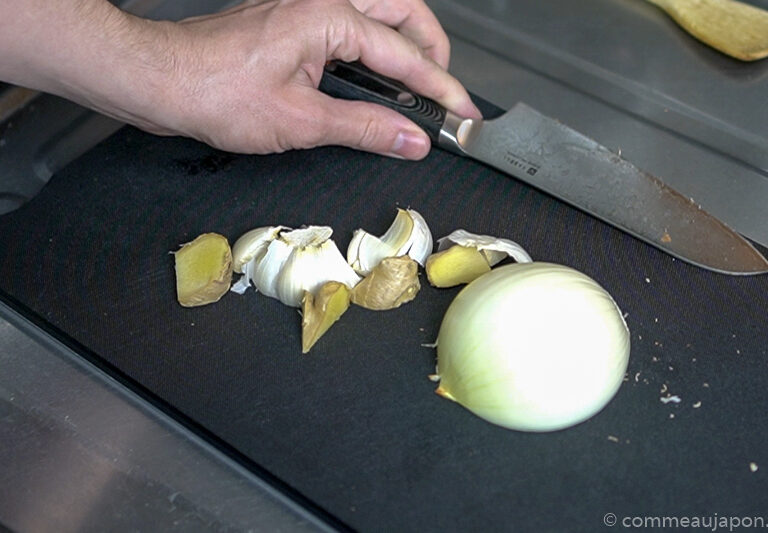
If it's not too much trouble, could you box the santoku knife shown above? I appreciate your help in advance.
[319,61,768,275]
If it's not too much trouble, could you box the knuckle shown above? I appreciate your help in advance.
[356,117,381,150]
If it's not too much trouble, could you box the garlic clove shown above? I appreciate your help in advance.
[347,208,433,274]
[402,209,433,266]
[315,240,362,289]
[351,255,420,310]
[425,244,491,288]
[437,229,532,265]
[231,225,287,273]
[252,238,294,299]
[347,229,398,275]
[379,208,415,253]
[276,238,361,307]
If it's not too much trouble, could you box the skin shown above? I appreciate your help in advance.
[0,0,481,159]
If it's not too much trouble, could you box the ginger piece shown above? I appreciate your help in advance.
[351,255,420,310]
[425,244,491,288]
[174,233,233,307]
[301,281,351,353]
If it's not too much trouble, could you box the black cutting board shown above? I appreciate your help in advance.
[1,115,767,531]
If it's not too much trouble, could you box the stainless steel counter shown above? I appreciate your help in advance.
[0,302,334,532]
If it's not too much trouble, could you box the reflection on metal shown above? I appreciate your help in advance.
[0,301,335,532]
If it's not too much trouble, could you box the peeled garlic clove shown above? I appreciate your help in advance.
[425,244,491,288]
[437,229,532,266]
[174,233,233,307]
[351,255,420,310]
[301,281,351,353]
[231,225,287,273]
[347,208,433,275]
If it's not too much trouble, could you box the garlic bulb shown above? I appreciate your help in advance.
[434,262,630,432]
[232,225,360,307]
[347,209,433,275]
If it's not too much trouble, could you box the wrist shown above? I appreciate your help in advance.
[0,0,182,134]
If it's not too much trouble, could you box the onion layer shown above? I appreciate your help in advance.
[435,262,630,432]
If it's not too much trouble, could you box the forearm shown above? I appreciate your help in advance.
[0,0,480,159]
[0,0,176,131]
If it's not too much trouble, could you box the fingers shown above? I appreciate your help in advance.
[328,3,482,120]
[350,0,450,68]
[179,0,276,24]
[303,91,431,159]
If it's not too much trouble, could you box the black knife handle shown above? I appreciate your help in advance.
[318,61,447,144]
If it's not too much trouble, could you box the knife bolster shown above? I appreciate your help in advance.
[438,111,476,155]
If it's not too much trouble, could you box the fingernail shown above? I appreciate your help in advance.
[390,129,429,160]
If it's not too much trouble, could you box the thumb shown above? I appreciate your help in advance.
[312,94,431,160]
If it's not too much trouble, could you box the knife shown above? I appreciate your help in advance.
[319,60,768,275]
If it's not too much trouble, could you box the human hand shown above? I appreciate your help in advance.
[141,0,481,159]
[347,0,452,69]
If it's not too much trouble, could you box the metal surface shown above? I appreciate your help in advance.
[458,103,768,274]
[316,61,766,272]
[429,0,768,249]
[0,300,336,533]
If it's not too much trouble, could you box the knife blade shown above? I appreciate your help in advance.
[319,61,768,275]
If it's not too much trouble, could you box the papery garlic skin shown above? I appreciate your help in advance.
[347,208,433,275]
[231,225,287,273]
[231,225,288,294]
[402,210,433,266]
[437,229,532,265]
[435,262,630,432]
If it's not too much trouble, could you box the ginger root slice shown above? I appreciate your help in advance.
[301,281,351,353]
[425,244,490,288]
[174,233,233,307]
[351,255,420,310]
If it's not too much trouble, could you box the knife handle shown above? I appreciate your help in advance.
[318,61,448,145]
